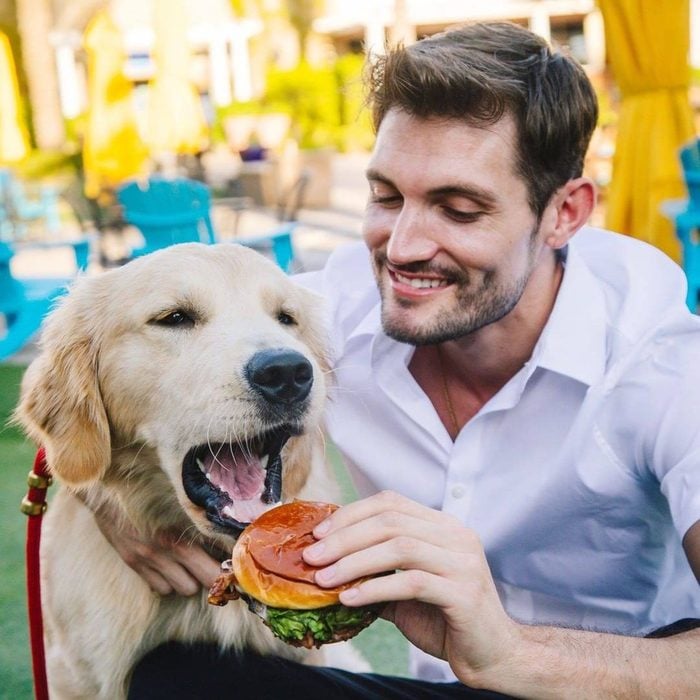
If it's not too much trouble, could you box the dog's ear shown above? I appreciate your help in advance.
[14,289,110,486]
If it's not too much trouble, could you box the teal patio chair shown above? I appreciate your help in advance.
[118,175,299,272]
[0,240,87,360]
[230,170,308,273]
[662,138,700,311]
[237,222,297,273]
[117,177,217,258]
[680,138,700,196]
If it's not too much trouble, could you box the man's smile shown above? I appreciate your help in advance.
[386,264,453,298]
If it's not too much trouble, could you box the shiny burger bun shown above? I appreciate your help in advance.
[231,500,369,609]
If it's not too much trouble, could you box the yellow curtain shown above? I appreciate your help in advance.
[82,11,149,199]
[599,0,695,261]
[146,0,209,155]
[0,31,30,163]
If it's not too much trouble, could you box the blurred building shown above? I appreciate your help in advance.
[11,0,699,128]
[50,0,267,122]
[48,0,611,125]
[316,0,606,73]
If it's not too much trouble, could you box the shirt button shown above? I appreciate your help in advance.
[451,484,466,499]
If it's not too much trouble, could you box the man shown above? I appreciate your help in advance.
[123,22,700,697]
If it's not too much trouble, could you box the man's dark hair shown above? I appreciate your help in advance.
[367,22,599,218]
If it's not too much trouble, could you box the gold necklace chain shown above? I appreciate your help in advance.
[436,345,459,437]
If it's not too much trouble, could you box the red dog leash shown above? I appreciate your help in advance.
[20,448,52,700]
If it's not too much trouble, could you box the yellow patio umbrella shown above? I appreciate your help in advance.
[599,0,695,262]
[0,31,30,163]
[145,0,209,156]
[82,10,149,199]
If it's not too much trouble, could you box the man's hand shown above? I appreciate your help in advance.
[88,496,222,596]
[303,491,700,698]
[301,490,522,687]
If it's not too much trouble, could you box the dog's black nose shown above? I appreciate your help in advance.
[245,349,313,405]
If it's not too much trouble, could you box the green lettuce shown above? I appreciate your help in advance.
[264,603,378,646]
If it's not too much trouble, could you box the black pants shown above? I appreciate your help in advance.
[128,620,700,700]
[127,643,514,700]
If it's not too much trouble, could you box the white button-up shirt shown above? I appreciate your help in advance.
[297,227,700,682]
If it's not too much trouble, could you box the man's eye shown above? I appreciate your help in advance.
[277,311,297,326]
[442,206,481,223]
[370,194,402,207]
[151,310,195,328]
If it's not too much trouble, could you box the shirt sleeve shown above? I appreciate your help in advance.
[640,326,700,539]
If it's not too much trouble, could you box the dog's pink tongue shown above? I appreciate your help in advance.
[203,447,268,522]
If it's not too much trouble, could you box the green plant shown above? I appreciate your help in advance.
[334,51,374,152]
[13,148,81,182]
[264,61,340,149]
[261,54,373,152]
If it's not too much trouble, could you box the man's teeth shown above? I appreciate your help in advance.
[395,273,448,289]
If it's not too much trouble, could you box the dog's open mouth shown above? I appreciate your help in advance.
[182,429,294,535]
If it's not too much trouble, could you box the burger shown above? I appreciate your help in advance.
[208,500,381,649]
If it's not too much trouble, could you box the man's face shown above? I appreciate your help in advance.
[363,109,550,346]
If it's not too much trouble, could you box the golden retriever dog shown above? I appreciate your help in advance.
[15,243,348,699]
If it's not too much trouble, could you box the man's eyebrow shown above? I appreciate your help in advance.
[365,168,394,186]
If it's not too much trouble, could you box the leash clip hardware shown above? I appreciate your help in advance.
[27,470,53,489]
[20,497,48,517]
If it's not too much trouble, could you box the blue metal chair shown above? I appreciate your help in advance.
[237,222,297,273]
[230,169,308,273]
[663,139,700,311]
[117,176,299,272]
[680,140,700,215]
[117,177,217,258]
[0,240,87,360]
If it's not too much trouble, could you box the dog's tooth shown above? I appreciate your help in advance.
[196,457,206,473]
[222,505,235,518]
[260,454,269,470]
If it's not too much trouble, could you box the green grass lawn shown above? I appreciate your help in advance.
[0,365,407,697]
[326,441,409,677]
[0,364,36,698]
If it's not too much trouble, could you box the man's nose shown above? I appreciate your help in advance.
[386,204,439,264]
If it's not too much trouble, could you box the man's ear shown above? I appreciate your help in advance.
[542,177,596,250]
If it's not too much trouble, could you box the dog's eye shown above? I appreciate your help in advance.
[277,310,297,326]
[151,310,195,328]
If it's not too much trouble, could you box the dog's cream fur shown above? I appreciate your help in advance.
[15,243,344,699]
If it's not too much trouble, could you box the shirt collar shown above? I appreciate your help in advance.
[348,240,609,387]
[530,241,608,386]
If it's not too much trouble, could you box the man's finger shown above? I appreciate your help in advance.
[171,543,223,588]
[314,490,456,538]
[141,569,175,596]
[304,511,473,568]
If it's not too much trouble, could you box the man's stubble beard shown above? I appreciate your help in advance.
[374,233,539,347]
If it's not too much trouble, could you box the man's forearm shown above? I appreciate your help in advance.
[471,624,700,699]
